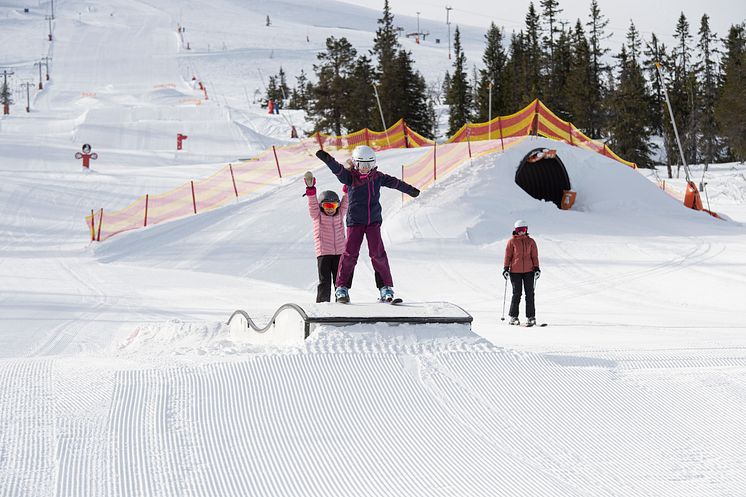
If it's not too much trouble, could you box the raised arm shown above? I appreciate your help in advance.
[381,172,420,198]
[316,150,353,185]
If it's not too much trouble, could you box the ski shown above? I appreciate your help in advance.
[380,297,403,305]
[522,323,547,327]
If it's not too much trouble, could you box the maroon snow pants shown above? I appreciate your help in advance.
[336,224,393,289]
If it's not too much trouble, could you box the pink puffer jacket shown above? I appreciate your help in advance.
[308,192,348,256]
[504,234,539,273]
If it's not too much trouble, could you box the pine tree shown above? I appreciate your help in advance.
[524,2,543,100]
[288,69,311,111]
[548,25,572,119]
[539,0,563,108]
[565,20,594,133]
[608,36,654,167]
[540,0,563,61]
[715,23,746,161]
[308,36,357,135]
[342,55,377,132]
[502,32,531,110]
[643,33,666,135]
[445,26,472,135]
[695,14,721,166]
[476,22,508,121]
[670,13,698,165]
[394,49,435,138]
[586,0,610,137]
[0,78,13,109]
[370,0,401,129]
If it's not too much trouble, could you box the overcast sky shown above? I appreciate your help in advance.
[338,0,746,50]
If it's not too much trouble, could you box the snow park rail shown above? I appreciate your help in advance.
[227,302,473,344]
[85,100,649,242]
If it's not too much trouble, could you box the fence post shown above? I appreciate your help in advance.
[467,125,472,158]
[97,208,103,242]
[272,145,282,178]
[191,180,197,214]
[316,131,324,151]
[567,121,574,146]
[401,165,405,206]
[403,121,410,148]
[498,116,505,152]
[90,209,95,241]
[433,141,437,182]
[365,128,370,146]
[532,101,540,136]
[229,164,239,198]
[144,194,149,227]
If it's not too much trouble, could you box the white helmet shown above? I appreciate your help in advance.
[514,219,527,229]
[351,145,376,174]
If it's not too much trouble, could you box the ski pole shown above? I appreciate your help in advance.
[500,275,508,321]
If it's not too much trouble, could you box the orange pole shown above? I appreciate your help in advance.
[467,126,472,158]
[498,116,505,152]
[90,209,95,241]
[144,194,149,227]
[316,131,324,151]
[433,141,437,182]
[96,208,103,242]
[229,164,239,197]
[272,145,282,178]
[567,121,574,146]
[191,181,197,214]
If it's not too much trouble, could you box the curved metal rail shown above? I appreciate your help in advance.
[228,302,473,340]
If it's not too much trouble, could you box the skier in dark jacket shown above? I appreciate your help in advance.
[315,145,420,302]
[503,219,540,326]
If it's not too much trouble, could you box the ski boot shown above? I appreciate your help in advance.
[335,286,350,303]
[526,317,536,327]
[509,316,520,326]
[379,286,394,302]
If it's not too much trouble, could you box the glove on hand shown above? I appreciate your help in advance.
[303,171,316,188]
[315,149,331,161]
[502,267,510,280]
[342,184,348,194]
[411,188,420,198]
[534,267,541,279]
[305,186,317,197]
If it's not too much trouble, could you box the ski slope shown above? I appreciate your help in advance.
[2,1,746,496]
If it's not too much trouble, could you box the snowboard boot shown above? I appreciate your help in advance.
[509,317,520,325]
[379,286,394,302]
[527,317,536,327]
[335,286,349,303]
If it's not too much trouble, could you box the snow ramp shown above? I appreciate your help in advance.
[228,302,473,344]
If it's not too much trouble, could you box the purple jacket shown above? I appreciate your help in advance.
[316,150,419,226]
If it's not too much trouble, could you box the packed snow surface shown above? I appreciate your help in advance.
[2,0,746,496]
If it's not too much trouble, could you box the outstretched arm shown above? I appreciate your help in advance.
[380,172,420,197]
[316,150,353,185]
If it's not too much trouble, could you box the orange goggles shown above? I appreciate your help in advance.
[321,201,339,210]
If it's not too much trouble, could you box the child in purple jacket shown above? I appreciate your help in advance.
[315,145,419,303]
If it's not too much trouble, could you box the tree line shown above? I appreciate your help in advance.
[265,0,746,168]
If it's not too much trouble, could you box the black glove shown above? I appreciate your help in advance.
[534,267,541,279]
[502,267,510,280]
[315,149,331,161]
[411,188,420,198]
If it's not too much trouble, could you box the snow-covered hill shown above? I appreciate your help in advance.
[2,1,746,496]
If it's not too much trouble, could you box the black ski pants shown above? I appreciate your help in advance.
[316,255,385,302]
[509,271,535,319]
[316,255,341,303]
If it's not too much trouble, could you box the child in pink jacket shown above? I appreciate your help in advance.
[305,171,348,302]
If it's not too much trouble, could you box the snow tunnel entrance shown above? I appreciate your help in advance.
[515,148,571,208]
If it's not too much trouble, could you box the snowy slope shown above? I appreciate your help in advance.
[2,1,746,496]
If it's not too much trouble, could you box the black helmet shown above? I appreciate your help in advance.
[319,190,340,204]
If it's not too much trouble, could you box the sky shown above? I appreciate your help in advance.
[338,0,746,50]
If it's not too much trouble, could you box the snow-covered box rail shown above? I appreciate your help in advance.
[228,302,473,344]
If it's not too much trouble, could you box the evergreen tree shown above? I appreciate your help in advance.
[586,0,610,137]
[342,55,377,132]
[370,0,400,129]
[288,69,311,111]
[548,25,572,119]
[715,23,746,161]
[643,33,667,135]
[476,22,508,121]
[524,2,543,100]
[502,32,531,110]
[565,20,594,133]
[540,0,563,61]
[445,26,472,135]
[608,39,654,167]
[1,77,13,110]
[395,49,435,138]
[670,13,698,165]
[441,71,451,101]
[695,14,721,166]
[309,36,357,135]
[539,0,563,108]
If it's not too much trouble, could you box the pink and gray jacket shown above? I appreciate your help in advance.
[503,234,540,273]
[307,190,348,257]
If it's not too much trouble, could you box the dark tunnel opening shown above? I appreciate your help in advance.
[515,148,571,208]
